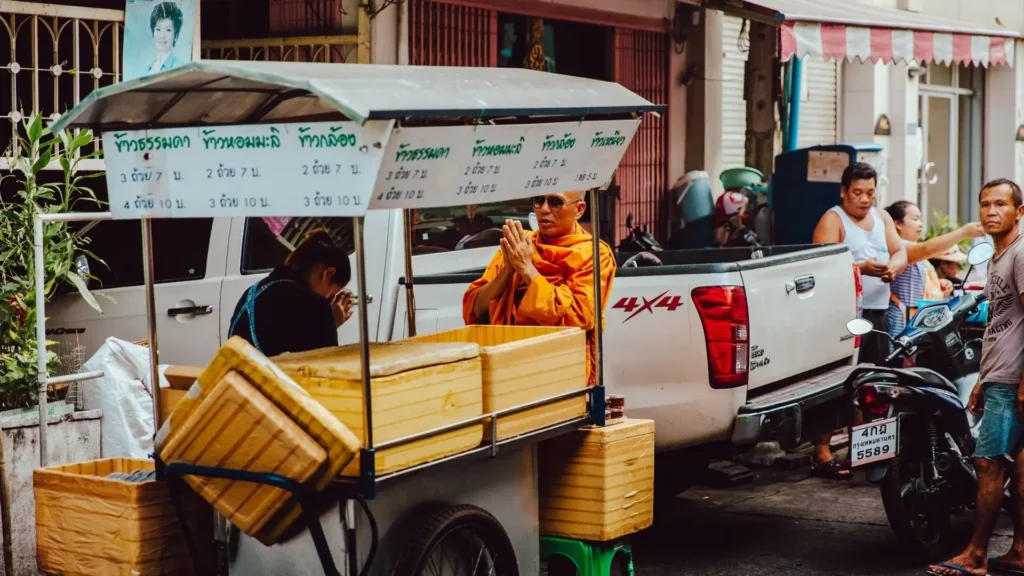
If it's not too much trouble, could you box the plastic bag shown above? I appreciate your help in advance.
[80,337,171,459]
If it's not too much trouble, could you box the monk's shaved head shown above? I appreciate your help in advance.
[565,190,586,202]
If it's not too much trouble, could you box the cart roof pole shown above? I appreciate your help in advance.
[141,219,161,432]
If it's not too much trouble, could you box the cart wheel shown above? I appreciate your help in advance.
[391,504,518,576]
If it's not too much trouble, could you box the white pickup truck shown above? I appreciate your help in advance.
[49,208,860,494]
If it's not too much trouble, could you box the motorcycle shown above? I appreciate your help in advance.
[617,213,664,268]
[842,241,997,556]
[617,213,663,253]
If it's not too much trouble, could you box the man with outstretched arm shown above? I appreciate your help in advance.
[929,179,1024,576]
[809,162,908,479]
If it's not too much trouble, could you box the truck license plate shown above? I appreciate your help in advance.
[850,416,899,467]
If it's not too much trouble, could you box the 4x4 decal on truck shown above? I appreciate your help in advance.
[612,291,683,323]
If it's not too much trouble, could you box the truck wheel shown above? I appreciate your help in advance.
[391,504,518,576]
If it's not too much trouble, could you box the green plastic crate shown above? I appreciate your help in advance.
[540,536,633,576]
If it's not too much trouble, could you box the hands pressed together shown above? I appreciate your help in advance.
[499,219,538,283]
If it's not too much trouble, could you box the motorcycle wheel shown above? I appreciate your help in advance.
[879,457,953,557]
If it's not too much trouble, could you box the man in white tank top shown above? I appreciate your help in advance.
[807,162,909,479]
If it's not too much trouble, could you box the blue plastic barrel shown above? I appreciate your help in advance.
[670,171,714,249]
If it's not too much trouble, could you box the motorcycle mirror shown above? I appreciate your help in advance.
[74,254,91,280]
[846,318,874,337]
[528,212,539,232]
[625,213,633,230]
[967,242,995,267]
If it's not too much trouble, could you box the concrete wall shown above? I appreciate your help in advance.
[0,411,101,576]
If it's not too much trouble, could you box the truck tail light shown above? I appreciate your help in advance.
[692,286,749,389]
[853,264,863,350]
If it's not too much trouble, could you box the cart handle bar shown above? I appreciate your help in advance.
[374,385,592,451]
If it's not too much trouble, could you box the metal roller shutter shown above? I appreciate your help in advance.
[722,15,749,172]
[408,0,497,67]
[613,28,669,243]
[797,60,839,148]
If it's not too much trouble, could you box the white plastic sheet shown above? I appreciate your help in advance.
[80,337,172,459]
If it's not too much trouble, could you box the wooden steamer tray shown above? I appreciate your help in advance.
[273,340,484,476]
[34,458,212,576]
[408,326,587,440]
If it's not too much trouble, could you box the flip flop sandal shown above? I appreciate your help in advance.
[810,459,852,480]
[926,561,988,576]
[989,557,1024,575]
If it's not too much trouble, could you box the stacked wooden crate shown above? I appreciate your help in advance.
[539,419,655,541]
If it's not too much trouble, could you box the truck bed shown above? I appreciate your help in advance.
[393,243,857,452]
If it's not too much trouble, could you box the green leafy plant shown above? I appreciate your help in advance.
[0,113,105,410]
[925,211,973,255]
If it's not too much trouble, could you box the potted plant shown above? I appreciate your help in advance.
[0,113,107,576]
[0,113,104,409]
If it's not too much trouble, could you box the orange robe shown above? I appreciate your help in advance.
[461,224,617,385]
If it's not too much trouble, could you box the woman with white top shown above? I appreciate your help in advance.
[885,200,985,346]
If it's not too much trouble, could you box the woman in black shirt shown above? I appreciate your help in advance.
[228,228,353,357]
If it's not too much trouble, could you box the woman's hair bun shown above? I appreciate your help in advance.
[286,227,352,288]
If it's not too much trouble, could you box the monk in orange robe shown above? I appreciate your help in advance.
[462,191,617,385]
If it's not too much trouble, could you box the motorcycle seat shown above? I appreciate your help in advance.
[902,367,957,393]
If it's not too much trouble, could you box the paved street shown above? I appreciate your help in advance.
[633,467,1016,576]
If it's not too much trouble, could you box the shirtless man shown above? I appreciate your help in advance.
[810,162,908,479]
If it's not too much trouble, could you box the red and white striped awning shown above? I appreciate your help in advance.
[719,0,1019,68]
[781,22,1015,67]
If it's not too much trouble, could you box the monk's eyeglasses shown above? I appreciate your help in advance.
[532,195,581,210]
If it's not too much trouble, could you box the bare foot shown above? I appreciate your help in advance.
[991,551,1024,572]
[927,551,988,576]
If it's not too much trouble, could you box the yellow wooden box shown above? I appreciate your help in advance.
[34,458,212,576]
[538,419,655,541]
[406,326,588,440]
[273,341,484,476]
[156,336,361,494]
[159,370,328,544]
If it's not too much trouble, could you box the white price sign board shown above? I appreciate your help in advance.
[368,118,641,210]
[102,121,393,219]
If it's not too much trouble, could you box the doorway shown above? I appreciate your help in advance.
[918,65,983,229]
[918,92,958,227]
[496,14,613,81]
[496,13,617,240]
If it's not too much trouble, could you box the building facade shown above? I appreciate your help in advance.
[706,0,1021,231]
[373,0,683,246]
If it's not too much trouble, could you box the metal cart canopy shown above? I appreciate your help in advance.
[55,61,659,220]
[51,60,662,132]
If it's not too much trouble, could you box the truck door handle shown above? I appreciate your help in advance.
[168,305,213,317]
[786,275,816,294]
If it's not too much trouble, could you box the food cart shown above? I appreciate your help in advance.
[36,60,661,576]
